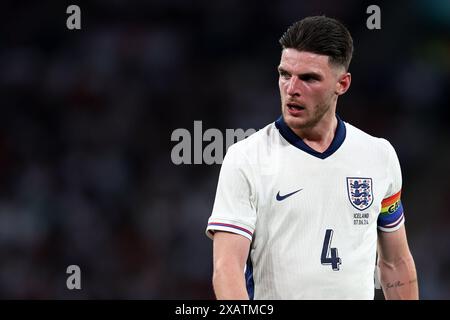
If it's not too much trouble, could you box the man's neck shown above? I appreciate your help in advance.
[291,114,338,153]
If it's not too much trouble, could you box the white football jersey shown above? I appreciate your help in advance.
[206,115,405,299]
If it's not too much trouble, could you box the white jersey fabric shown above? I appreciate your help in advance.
[206,115,405,299]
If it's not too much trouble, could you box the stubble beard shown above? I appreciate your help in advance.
[283,100,332,131]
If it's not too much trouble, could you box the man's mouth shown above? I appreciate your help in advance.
[287,103,305,111]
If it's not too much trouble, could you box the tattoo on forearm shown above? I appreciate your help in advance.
[385,279,417,290]
[386,281,404,290]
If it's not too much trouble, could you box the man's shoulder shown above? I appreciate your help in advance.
[222,121,277,169]
[345,121,396,155]
[227,121,276,154]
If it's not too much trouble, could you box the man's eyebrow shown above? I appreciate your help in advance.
[277,67,323,79]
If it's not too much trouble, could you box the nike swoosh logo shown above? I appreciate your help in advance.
[276,189,303,201]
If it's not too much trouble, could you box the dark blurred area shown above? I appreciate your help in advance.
[0,0,449,299]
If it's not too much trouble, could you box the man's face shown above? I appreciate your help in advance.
[278,48,345,131]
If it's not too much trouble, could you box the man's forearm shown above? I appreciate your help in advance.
[378,254,419,300]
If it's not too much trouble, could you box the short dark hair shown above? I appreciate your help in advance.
[279,16,353,70]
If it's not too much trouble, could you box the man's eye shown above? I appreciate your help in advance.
[300,76,318,82]
[280,72,291,79]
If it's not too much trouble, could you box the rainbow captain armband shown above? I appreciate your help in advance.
[377,190,404,232]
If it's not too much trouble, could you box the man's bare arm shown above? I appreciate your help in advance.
[377,224,419,299]
[212,231,251,300]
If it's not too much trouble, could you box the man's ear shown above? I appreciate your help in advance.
[335,72,351,95]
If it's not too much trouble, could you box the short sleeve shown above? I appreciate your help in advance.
[377,140,405,232]
[205,145,257,241]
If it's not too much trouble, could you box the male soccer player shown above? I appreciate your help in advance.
[205,16,418,299]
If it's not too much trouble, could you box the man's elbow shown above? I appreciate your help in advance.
[378,251,415,272]
[212,259,248,299]
[212,259,240,286]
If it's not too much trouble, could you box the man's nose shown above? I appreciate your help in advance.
[286,76,300,96]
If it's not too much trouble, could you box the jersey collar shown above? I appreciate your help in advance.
[275,114,346,159]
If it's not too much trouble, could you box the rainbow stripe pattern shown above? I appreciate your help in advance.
[377,190,404,231]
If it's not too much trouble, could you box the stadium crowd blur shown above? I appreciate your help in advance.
[0,1,449,299]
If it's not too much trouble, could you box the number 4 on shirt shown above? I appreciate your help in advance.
[321,229,342,271]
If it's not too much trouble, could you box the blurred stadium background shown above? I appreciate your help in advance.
[0,0,449,299]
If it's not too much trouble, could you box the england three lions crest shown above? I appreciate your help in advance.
[346,177,374,211]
